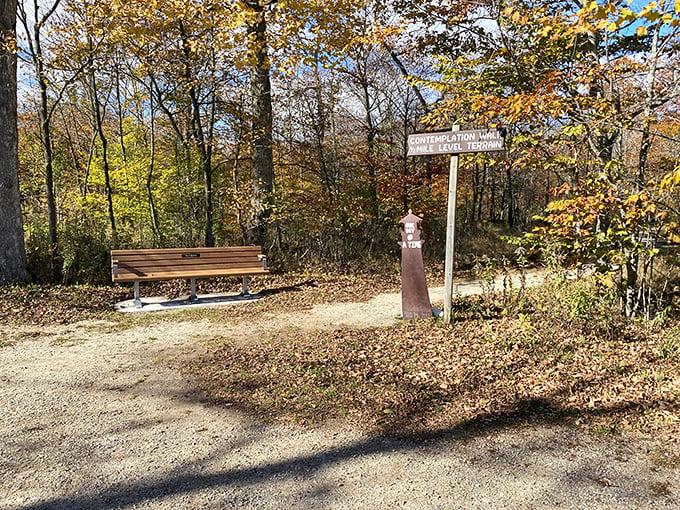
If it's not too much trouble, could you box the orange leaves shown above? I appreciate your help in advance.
[526,168,680,273]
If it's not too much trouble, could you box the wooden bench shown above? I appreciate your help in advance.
[111,246,269,308]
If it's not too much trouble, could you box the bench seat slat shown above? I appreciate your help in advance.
[112,256,261,265]
[113,268,269,282]
[114,263,268,274]
[112,247,261,256]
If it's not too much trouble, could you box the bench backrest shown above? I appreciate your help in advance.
[111,246,268,282]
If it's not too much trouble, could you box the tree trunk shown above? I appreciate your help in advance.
[310,60,336,204]
[627,21,663,317]
[179,20,215,247]
[0,0,28,284]
[39,72,59,279]
[245,3,274,248]
[582,26,622,165]
[146,85,160,245]
[506,165,515,227]
[90,69,117,244]
[637,20,662,191]
[625,253,639,318]
[19,0,60,280]
[115,58,127,165]
[360,75,379,224]
[471,162,480,222]
[478,161,487,220]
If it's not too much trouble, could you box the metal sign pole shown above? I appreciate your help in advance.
[443,124,460,324]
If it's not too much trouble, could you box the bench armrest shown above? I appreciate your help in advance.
[258,254,268,271]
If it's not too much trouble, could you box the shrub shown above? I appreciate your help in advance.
[530,274,624,340]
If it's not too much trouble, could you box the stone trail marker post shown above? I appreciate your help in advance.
[399,210,433,320]
[407,125,506,323]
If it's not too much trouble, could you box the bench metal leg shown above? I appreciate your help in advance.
[133,282,142,308]
[190,278,198,303]
[242,276,250,297]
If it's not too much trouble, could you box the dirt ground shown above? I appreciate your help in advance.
[1,276,679,509]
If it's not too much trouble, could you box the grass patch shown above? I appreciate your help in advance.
[0,330,56,348]
[50,336,88,347]
[651,447,680,469]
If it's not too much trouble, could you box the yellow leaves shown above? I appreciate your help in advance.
[619,7,637,21]
[582,1,601,14]
[638,0,680,24]
[660,167,680,188]
[0,34,18,55]
[577,0,679,36]
[562,124,587,137]
[510,11,524,23]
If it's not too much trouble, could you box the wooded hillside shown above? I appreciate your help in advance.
[11,0,680,304]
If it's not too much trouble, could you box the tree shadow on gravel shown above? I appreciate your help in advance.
[15,392,678,510]
[364,372,680,440]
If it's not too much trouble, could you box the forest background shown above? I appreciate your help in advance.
[6,0,680,317]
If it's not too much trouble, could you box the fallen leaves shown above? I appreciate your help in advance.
[0,284,130,325]
[188,291,680,439]
[0,271,401,327]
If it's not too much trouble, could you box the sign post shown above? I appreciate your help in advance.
[407,126,506,324]
[443,125,460,324]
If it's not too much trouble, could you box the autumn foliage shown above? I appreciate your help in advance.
[6,0,678,318]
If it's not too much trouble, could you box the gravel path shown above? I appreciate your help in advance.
[1,276,679,509]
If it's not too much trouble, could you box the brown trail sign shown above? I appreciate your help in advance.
[407,128,505,156]
[407,125,507,323]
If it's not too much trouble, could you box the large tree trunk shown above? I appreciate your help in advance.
[0,0,28,284]
[245,2,274,248]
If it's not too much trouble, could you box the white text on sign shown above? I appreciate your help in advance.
[407,129,505,156]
